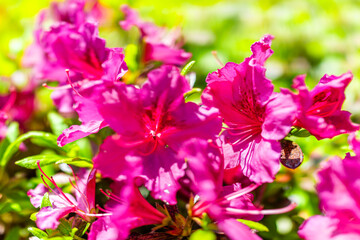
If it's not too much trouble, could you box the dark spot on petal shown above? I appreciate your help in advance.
[280,139,304,169]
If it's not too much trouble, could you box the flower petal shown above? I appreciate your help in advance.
[36,206,75,230]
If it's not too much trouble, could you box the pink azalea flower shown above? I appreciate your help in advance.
[89,180,166,240]
[292,73,359,139]
[0,90,17,140]
[23,0,105,80]
[298,134,360,239]
[0,88,34,140]
[47,22,126,114]
[202,35,297,184]
[23,18,127,115]
[120,4,192,65]
[57,81,112,146]
[28,163,97,230]
[34,22,127,83]
[49,0,103,26]
[93,65,221,204]
[182,139,296,240]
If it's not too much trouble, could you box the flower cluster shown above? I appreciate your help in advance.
[3,0,359,239]
[298,134,360,239]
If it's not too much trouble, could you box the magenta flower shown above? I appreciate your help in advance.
[37,22,126,83]
[298,134,360,239]
[0,90,17,140]
[49,0,103,26]
[93,65,221,204]
[28,163,96,230]
[202,35,297,184]
[0,88,34,140]
[23,20,127,115]
[23,0,105,81]
[120,4,192,65]
[89,160,163,240]
[182,139,296,240]
[89,180,166,240]
[57,82,111,146]
[292,73,359,139]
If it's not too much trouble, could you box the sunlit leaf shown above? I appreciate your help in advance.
[189,229,216,240]
[40,192,52,209]
[15,154,92,169]
[0,131,70,167]
[28,227,48,238]
[237,219,269,232]
[47,111,69,136]
[181,60,196,76]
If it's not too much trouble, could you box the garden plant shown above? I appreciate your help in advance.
[1,0,360,239]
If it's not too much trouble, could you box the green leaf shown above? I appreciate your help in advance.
[124,43,139,71]
[28,227,48,238]
[181,60,196,76]
[15,154,92,169]
[55,157,93,168]
[184,88,202,99]
[0,131,69,167]
[30,212,37,221]
[40,192,52,209]
[47,111,69,136]
[75,138,93,159]
[6,122,19,142]
[190,229,216,240]
[80,222,91,236]
[15,154,66,169]
[0,138,10,160]
[292,129,311,138]
[237,219,269,232]
[71,227,79,237]
[0,121,18,158]
[4,226,20,240]
[0,201,22,214]
[58,219,72,236]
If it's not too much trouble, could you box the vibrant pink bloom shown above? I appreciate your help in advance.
[49,0,103,26]
[0,90,16,140]
[23,0,105,80]
[28,164,96,230]
[0,88,34,140]
[37,22,126,83]
[120,4,191,65]
[183,139,296,240]
[88,216,119,240]
[89,174,166,240]
[23,20,127,115]
[202,35,297,184]
[93,65,221,204]
[57,81,111,146]
[298,135,360,239]
[292,73,359,139]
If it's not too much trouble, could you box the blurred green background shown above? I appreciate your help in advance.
[1,0,360,239]
[2,0,360,114]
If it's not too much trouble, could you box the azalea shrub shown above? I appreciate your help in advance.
[1,0,360,239]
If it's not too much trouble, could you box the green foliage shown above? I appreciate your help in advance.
[0,131,68,167]
[47,112,69,136]
[189,229,216,240]
[237,219,270,232]
[40,192,52,209]
[181,60,196,76]
[15,154,92,169]
[28,227,48,238]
